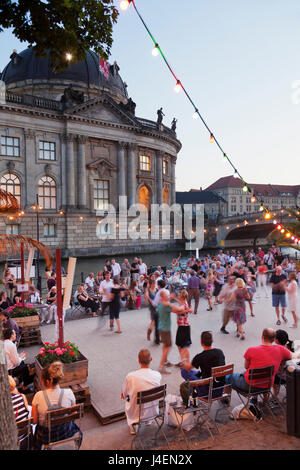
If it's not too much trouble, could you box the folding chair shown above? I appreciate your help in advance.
[131,384,169,450]
[43,403,83,450]
[233,365,284,423]
[171,377,218,449]
[17,417,33,450]
[211,364,240,433]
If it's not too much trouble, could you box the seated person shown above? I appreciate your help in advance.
[28,285,41,304]
[273,329,294,396]
[121,349,161,435]
[225,328,300,404]
[181,331,225,401]
[45,286,57,324]
[77,285,100,317]
[0,291,13,310]
[32,361,82,450]
[0,310,21,344]
[4,328,34,392]
[9,375,32,450]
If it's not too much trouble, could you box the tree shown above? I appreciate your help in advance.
[0,0,119,70]
[268,208,300,252]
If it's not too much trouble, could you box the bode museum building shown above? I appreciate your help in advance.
[0,49,181,257]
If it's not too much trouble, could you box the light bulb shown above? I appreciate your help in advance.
[174,80,181,93]
[152,44,159,56]
[280,229,285,234]
[264,213,271,220]
[233,170,238,178]
[273,220,277,224]
[66,53,72,62]
[223,153,227,162]
[259,205,264,212]
[286,233,291,238]
[242,185,248,192]
[209,133,214,143]
[193,110,199,119]
[120,0,130,10]
[251,196,256,203]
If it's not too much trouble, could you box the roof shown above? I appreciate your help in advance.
[176,191,226,204]
[1,48,128,98]
[205,176,300,197]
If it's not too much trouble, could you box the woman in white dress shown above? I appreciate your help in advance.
[286,272,298,328]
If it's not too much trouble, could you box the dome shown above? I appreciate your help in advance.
[1,48,128,102]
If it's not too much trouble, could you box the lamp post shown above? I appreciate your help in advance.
[32,194,42,293]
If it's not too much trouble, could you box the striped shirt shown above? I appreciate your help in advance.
[177,302,190,327]
[11,393,29,423]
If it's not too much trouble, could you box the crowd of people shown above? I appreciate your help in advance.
[2,245,300,446]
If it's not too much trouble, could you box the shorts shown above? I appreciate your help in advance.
[272,294,286,308]
[159,330,172,347]
[213,283,222,297]
[175,326,191,349]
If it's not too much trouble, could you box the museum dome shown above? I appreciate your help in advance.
[1,48,128,102]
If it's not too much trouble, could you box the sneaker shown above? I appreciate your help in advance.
[236,332,240,338]
[129,425,136,435]
[175,362,183,367]
[249,404,262,421]
[282,316,288,324]
[158,367,171,375]
[276,320,281,326]
[164,361,173,367]
[220,327,229,334]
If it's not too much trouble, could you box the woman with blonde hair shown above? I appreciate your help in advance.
[204,269,215,311]
[229,278,250,340]
[286,272,298,328]
[32,361,82,449]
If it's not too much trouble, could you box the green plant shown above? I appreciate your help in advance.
[36,341,80,367]
[7,303,38,317]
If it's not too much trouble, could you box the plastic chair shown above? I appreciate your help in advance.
[131,384,169,450]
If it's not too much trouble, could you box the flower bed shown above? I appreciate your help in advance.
[7,303,40,328]
[35,341,88,388]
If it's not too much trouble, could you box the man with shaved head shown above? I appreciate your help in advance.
[121,349,161,435]
[225,328,293,396]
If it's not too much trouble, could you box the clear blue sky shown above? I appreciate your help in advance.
[1,0,300,191]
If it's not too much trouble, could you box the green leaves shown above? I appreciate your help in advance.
[0,0,119,71]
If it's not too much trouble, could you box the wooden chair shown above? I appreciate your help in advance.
[17,417,33,450]
[131,384,169,450]
[43,403,83,450]
[171,377,218,449]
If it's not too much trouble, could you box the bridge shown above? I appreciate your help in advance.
[215,212,296,249]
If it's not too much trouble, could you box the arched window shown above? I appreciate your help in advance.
[138,185,150,211]
[38,176,56,209]
[163,187,169,205]
[0,173,21,204]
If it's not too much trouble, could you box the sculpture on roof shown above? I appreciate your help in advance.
[61,86,84,107]
[171,118,177,132]
[157,107,165,127]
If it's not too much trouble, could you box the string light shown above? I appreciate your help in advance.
[264,213,271,220]
[124,2,300,244]
[223,153,228,162]
[174,80,181,93]
[152,44,159,56]
[66,52,72,62]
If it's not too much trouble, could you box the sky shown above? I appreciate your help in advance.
[1,0,300,191]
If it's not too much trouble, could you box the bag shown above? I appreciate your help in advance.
[165,394,194,431]
[232,403,262,421]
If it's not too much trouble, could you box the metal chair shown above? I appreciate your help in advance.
[17,417,33,450]
[233,365,284,423]
[43,403,83,450]
[131,384,169,450]
[171,377,218,449]
[211,364,240,433]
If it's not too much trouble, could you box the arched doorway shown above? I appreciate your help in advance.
[138,185,150,211]
[163,187,169,204]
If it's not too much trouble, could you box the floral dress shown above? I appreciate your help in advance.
[232,288,248,325]
[205,280,214,299]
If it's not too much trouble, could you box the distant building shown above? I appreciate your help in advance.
[203,176,300,217]
[176,190,227,220]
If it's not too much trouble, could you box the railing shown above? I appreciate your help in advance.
[5,91,63,111]
[136,117,176,137]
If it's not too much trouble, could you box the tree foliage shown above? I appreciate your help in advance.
[0,0,119,70]
[268,208,300,252]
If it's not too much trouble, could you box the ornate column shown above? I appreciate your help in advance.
[65,134,76,208]
[77,135,87,209]
[24,129,36,208]
[156,150,163,205]
[170,157,176,205]
[117,141,127,200]
[127,143,137,207]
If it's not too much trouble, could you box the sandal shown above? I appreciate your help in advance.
[276,320,281,326]
[282,317,288,324]
[114,330,122,334]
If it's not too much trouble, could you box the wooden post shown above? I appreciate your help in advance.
[20,242,25,306]
[25,248,35,283]
[56,249,64,348]
[63,258,77,310]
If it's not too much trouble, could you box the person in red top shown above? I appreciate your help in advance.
[257,247,265,260]
[225,328,299,395]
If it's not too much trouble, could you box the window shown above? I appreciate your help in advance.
[163,160,168,175]
[1,136,20,157]
[231,197,236,203]
[38,176,56,209]
[6,224,19,235]
[231,205,236,213]
[0,173,21,204]
[43,224,56,237]
[139,155,151,171]
[139,185,150,210]
[39,141,56,160]
[94,180,109,211]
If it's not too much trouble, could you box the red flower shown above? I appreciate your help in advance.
[69,351,75,356]
[44,342,50,345]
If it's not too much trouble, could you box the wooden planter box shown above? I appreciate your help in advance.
[35,352,88,389]
[13,315,40,329]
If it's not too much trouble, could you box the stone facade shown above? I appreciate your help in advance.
[0,49,182,257]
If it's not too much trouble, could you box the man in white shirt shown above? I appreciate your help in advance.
[111,259,121,281]
[138,258,147,277]
[85,273,95,292]
[99,272,114,314]
[121,349,161,435]
[4,328,33,390]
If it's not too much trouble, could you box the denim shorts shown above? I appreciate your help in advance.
[272,294,286,308]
